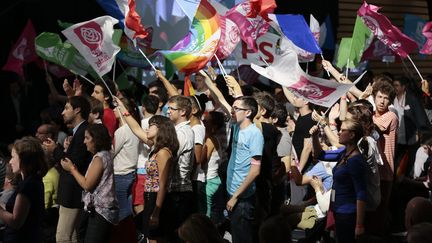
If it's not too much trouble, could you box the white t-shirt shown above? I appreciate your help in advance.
[192,122,206,182]
[137,117,152,173]
[113,124,140,175]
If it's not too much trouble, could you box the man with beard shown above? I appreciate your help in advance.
[44,96,92,243]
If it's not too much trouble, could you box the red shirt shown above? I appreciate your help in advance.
[103,108,118,139]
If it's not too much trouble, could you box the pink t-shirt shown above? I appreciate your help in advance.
[373,111,398,181]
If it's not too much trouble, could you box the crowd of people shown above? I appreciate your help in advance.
[0,58,432,243]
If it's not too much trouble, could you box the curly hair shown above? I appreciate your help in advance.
[149,115,179,156]
[85,124,112,153]
[13,136,48,177]
[372,80,396,101]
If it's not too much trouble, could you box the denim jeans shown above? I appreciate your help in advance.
[229,195,256,243]
[114,172,135,221]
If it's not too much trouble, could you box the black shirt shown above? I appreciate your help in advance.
[4,175,44,243]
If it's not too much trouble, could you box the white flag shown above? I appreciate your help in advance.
[252,37,363,108]
[62,16,121,77]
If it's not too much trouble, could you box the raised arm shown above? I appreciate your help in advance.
[155,70,179,98]
[321,60,363,98]
[114,97,153,146]
[199,70,232,116]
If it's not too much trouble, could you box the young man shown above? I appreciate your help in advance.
[393,77,430,176]
[91,80,118,138]
[368,80,399,235]
[43,96,92,243]
[227,96,264,243]
[165,95,195,242]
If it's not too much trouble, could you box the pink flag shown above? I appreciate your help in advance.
[62,16,121,77]
[251,37,358,107]
[362,38,400,62]
[2,20,37,76]
[215,15,241,60]
[420,22,432,54]
[247,0,277,21]
[357,1,418,58]
[225,1,269,52]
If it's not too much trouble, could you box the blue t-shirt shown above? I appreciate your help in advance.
[227,123,264,198]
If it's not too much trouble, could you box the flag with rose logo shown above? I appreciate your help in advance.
[215,15,241,60]
[62,16,121,77]
[357,1,417,58]
[251,37,359,107]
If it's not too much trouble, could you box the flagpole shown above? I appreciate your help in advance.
[43,60,49,77]
[345,58,349,79]
[259,54,270,67]
[320,54,331,77]
[306,62,309,74]
[407,55,424,81]
[214,54,228,77]
[136,45,157,72]
[77,74,95,86]
[113,59,117,83]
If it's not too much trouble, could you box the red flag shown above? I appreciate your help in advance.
[183,75,195,96]
[2,20,37,76]
[247,0,277,21]
[420,22,432,54]
[357,1,417,58]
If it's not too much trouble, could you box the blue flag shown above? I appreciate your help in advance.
[321,15,335,50]
[273,14,322,54]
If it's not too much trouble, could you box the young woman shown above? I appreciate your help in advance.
[199,111,227,224]
[61,124,119,242]
[0,137,47,243]
[321,119,368,243]
[141,115,179,242]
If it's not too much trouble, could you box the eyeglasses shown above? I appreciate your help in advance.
[167,106,180,111]
[232,106,249,113]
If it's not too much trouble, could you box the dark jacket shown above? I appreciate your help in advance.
[400,91,431,145]
[53,121,92,208]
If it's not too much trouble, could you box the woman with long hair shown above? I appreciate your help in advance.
[141,115,179,242]
[61,124,119,242]
[0,137,47,242]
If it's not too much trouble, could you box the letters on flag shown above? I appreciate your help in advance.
[2,20,37,76]
[62,16,121,77]
[225,1,269,52]
[35,32,98,77]
[251,37,356,107]
[358,1,418,58]
[215,15,241,60]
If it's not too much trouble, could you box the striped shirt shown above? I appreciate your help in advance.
[373,111,398,181]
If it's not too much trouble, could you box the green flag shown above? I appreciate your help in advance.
[35,32,98,78]
[336,16,373,69]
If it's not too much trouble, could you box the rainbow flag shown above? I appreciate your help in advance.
[160,0,221,75]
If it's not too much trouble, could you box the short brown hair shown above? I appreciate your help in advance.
[169,95,192,119]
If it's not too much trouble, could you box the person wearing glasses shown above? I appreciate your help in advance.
[227,96,264,243]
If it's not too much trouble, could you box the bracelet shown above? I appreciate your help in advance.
[122,111,130,117]
[356,224,364,228]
